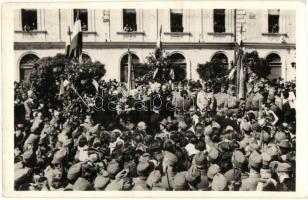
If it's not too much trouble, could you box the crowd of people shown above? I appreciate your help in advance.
[14,73,296,191]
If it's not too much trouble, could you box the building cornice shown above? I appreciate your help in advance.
[14,41,296,50]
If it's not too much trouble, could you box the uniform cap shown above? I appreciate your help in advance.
[179,121,188,130]
[185,165,201,183]
[275,131,287,142]
[249,151,262,169]
[261,152,272,166]
[204,125,214,136]
[208,147,219,161]
[146,170,161,188]
[173,172,188,190]
[278,139,291,149]
[51,148,67,164]
[277,162,292,172]
[136,161,153,177]
[73,177,91,191]
[232,151,246,168]
[224,168,241,182]
[163,151,178,167]
[242,123,252,133]
[67,162,82,182]
[261,130,271,143]
[94,170,110,190]
[138,153,151,163]
[22,149,34,162]
[266,145,279,157]
[15,167,33,183]
[107,159,122,179]
[207,164,221,180]
[211,173,227,191]
[193,152,207,169]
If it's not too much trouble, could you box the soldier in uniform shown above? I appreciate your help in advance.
[240,151,263,191]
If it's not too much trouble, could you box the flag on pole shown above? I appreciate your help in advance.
[92,79,99,92]
[65,26,71,58]
[153,68,159,79]
[170,68,175,80]
[238,58,245,99]
[127,49,133,91]
[154,24,162,59]
[69,10,83,60]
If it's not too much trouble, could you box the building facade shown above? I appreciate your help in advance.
[14,9,296,82]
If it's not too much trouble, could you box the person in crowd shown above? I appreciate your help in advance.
[13,73,296,191]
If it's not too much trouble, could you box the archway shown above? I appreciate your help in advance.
[19,54,39,81]
[266,53,281,80]
[169,53,186,82]
[211,52,229,69]
[120,53,140,83]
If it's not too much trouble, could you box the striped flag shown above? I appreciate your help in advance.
[64,26,71,58]
[154,24,162,59]
[69,10,83,59]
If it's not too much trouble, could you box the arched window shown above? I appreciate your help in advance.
[169,53,186,82]
[120,53,140,83]
[211,53,228,69]
[266,53,281,80]
[19,54,39,81]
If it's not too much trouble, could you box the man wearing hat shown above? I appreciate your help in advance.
[161,151,178,190]
[240,151,263,191]
[132,154,155,191]
[192,152,210,190]
[276,162,295,191]
[211,173,228,191]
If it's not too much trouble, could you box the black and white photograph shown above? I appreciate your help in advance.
[2,1,307,197]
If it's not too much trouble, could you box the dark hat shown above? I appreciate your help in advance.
[211,173,227,191]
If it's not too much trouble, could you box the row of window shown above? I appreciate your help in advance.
[21,9,281,34]
[19,52,282,82]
